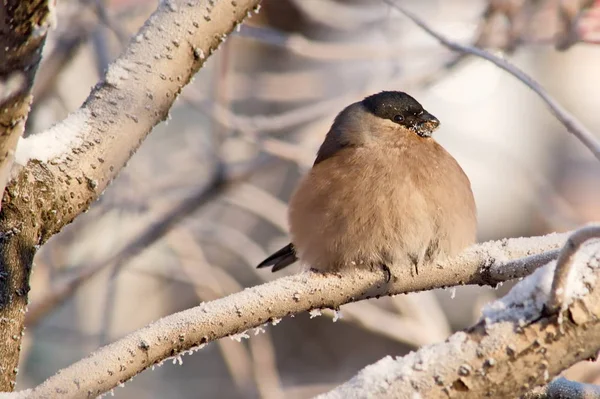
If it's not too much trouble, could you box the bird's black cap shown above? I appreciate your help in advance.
[362,91,424,120]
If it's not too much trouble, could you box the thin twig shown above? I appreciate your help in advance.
[383,0,600,162]
[546,224,600,313]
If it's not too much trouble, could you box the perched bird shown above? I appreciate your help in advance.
[257,91,476,279]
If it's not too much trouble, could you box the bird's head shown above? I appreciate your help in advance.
[315,91,441,164]
[361,91,440,138]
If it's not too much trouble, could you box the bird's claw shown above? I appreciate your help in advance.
[381,264,392,283]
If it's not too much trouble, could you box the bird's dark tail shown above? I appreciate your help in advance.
[257,243,298,272]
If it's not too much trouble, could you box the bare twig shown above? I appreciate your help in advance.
[383,0,600,162]
[25,232,568,398]
[546,224,600,313]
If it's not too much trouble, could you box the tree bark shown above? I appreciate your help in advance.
[0,0,54,390]
[0,0,262,391]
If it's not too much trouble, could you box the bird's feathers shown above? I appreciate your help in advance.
[256,243,298,272]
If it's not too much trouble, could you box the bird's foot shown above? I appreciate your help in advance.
[381,264,392,284]
[408,253,420,277]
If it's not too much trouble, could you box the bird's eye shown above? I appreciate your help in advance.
[393,114,404,123]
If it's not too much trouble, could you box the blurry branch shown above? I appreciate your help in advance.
[32,21,92,103]
[290,0,385,31]
[170,229,256,394]
[25,159,272,327]
[555,0,596,50]
[169,228,284,398]
[0,0,54,208]
[88,0,130,45]
[182,87,349,132]
[579,2,600,44]
[342,302,444,347]
[236,25,406,61]
[16,0,264,331]
[24,232,569,398]
[384,0,600,163]
[524,377,600,399]
[547,225,600,313]
[389,292,452,342]
[320,237,600,399]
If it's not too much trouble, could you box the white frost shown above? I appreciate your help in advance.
[230,331,250,342]
[14,109,90,165]
[105,60,135,88]
[483,240,600,323]
[318,332,469,399]
[253,326,265,335]
[332,309,342,322]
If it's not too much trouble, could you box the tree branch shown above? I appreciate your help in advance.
[383,0,600,163]
[547,225,600,313]
[0,0,54,206]
[22,232,568,398]
[320,240,600,398]
[0,0,55,390]
[0,0,261,390]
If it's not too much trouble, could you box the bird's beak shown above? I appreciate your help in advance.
[415,111,440,138]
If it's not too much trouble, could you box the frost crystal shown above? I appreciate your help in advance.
[230,331,250,342]
[332,310,342,322]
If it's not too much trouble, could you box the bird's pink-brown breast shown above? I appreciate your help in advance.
[288,137,476,272]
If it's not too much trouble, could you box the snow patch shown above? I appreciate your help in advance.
[230,331,250,342]
[14,109,90,165]
[483,240,600,323]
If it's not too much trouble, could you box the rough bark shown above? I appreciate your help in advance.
[0,0,53,203]
[0,0,54,390]
[0,0,261,390]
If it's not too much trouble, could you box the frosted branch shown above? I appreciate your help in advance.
[321,240,600,398]
[23,232,568,398]
[547,225,600,313]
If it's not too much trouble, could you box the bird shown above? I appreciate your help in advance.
[256,91,476,280]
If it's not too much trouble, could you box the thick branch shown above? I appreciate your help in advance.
[23,233,567,398]
[321,241,600,398]
[0,0,53,202]
[0,0,54,391]
[547,225,600,312]
[0,0,261,390]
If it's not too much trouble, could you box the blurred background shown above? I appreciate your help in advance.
[18,0,600,397]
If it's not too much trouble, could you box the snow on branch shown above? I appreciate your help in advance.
[21,232,568,398]
[6,0,262,245]
[0,0,55,208]
[321,231,600,399]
